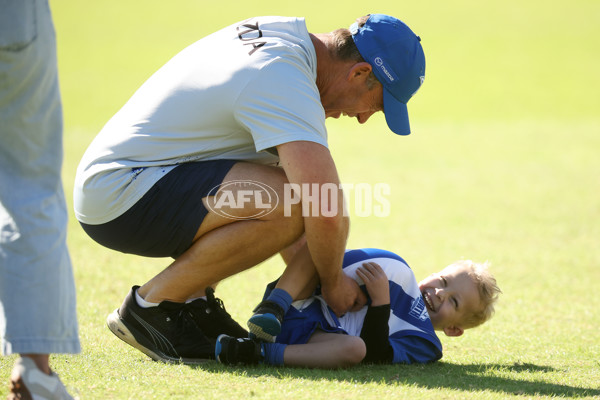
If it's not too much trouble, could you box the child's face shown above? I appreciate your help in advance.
[418,264,481,337]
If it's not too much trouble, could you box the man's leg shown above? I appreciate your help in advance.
[138,162,304,303]
[106,162,304,362]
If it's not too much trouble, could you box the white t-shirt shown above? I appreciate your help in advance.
[74,16,328,224]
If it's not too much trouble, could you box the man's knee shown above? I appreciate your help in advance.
[198,162,304,238]
[225,163,298,217]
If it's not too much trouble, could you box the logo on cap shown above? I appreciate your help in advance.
[373,56,396,83]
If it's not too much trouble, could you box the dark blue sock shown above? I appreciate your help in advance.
[266,288,293,314]
[262,342,286,365]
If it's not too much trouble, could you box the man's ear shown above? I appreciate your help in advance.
[347,62,372,82]
[443,326,464,337]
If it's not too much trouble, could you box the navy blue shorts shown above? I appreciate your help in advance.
[80,160,237,259]
[275,299,347,345]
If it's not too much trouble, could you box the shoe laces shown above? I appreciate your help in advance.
[205,287,231,317]
[167,306,202,343]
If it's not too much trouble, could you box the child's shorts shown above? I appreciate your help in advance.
[275,297,348,345]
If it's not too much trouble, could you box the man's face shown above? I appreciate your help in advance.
[324,84,384,124]
[322,63,384,124]
[418,264,481,336]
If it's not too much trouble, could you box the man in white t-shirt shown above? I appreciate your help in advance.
[75,14,426,363]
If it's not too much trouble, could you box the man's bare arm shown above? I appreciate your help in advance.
[277,140,364,314]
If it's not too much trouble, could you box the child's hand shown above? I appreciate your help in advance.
[356,262,390,306]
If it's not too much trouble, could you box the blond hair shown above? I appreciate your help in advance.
[451,260,501,329]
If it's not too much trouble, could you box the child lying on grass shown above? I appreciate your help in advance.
[216,248,501,368]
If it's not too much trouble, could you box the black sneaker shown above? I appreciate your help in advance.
[215,334,264,365]
[247,300,285,342]
[106,286,213,364]
[186,287,248,339]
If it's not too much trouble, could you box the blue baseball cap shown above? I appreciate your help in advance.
[350,14,426,135]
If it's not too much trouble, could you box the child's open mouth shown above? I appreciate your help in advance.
[422,291,435,312]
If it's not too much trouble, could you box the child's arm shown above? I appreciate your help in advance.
[358,261,442,364]
[357,262,394,363]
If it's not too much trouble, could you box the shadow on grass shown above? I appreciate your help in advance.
[196,361,600,397]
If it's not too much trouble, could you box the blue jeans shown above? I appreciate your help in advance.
[0,0,80,355]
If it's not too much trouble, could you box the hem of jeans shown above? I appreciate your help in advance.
[2,339,81,356]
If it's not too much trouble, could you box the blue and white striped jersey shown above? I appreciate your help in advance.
[274,248,443,364]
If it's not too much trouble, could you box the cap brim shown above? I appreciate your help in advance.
[383,89,411,135]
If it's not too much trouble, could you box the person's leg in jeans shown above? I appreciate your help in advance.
[0,1,80,398]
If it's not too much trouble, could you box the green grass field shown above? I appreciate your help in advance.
[2,0,599,398]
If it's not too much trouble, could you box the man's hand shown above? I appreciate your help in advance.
[322,274,367,316]
[356,262,390,306]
